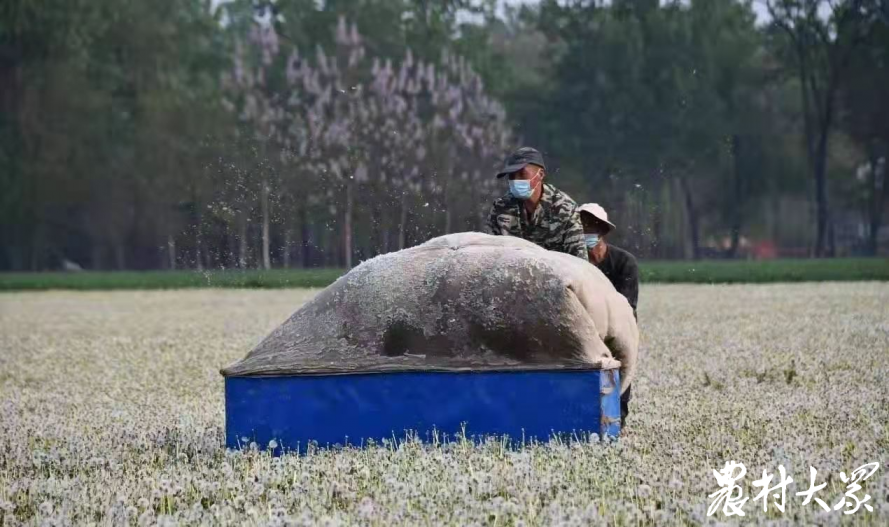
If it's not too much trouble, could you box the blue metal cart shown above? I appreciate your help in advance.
[225,368,621,454]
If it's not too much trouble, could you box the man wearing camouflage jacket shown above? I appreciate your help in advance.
[485,147,588,262]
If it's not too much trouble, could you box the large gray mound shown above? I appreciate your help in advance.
[221,232,638,392]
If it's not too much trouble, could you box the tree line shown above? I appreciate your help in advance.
[1,0,887,271]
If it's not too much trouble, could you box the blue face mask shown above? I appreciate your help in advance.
[508,170,542,200]
[584,234,600,248]
[509,180,533,200]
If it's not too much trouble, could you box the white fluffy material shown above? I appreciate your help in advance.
[222,232,638,393]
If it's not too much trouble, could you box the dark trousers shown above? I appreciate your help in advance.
[620,384,632,428]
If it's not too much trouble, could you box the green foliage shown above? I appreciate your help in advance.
[527,0,784,258]
[1,0,888,271]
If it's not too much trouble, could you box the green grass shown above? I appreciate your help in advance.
[0,258,886,291]
[0,269,345,292]
[638,257,889,283]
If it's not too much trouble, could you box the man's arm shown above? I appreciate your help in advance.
[562,209,589,261]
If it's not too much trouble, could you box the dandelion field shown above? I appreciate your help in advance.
[1,284,887,526]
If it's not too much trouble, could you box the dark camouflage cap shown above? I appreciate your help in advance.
[495,147,546,178]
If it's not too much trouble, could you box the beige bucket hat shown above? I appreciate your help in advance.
[577,203,616,232]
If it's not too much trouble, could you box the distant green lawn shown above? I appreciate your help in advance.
[637,257,889,284]
[0,269,344,291]
[0,258,886,291]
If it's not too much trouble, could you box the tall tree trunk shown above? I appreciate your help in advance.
[300,206,311,268]
[0,58,20,131]
[827,218,836,257]
[650,187,663,259]
[283,228,292,268]
[867,154,887,256]
[226,224,236,268]
[29,229,43,271]
[91,244,104,271]
[793,27,844,258]
[728,134,744,258]
[791,32,828,258]
[3,246,21,272]
[323,224,332,267]
[679,176,702,260]
[114,242,126,270]
[813,125,832,257]
[238,213,248,269]
[344,182,353,269]
[194,204,204,272]
[370,200,382,257]
[769,178,781,249]
[261,175,271,270]
[398,190,408,250]
[0,56,23,270]
[442,165,452,235]
[167,234,177,270]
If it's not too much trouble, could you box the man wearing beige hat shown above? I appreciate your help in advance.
[577,203,638,317]
[578,203,639,428]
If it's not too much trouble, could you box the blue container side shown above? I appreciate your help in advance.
[225,369,621,454]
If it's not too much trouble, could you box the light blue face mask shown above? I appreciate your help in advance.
[584,234,600,248]
[508,170,542,200]
[509,180,533,200]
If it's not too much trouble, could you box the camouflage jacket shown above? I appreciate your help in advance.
[486,183,589,261]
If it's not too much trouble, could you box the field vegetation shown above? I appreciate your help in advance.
[1,258,887,292]
[1,284,887,525]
